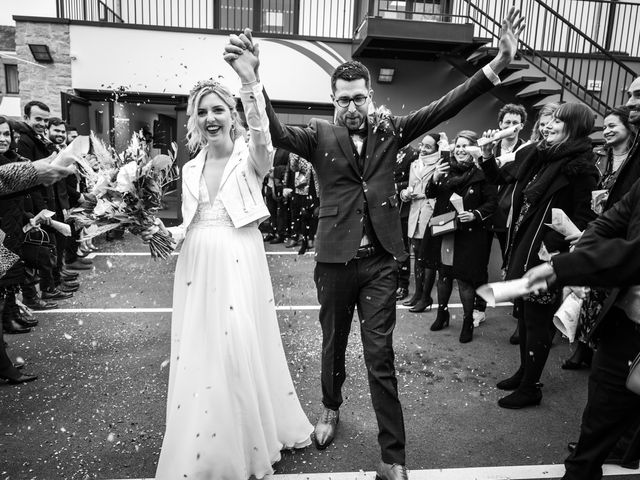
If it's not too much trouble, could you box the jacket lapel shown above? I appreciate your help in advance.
[363,122,376,178]
[183,151,205,200]
[218,138,246,190]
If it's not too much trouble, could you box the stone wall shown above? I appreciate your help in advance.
[15,19,72,117]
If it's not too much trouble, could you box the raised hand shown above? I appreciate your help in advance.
[499,7,525,62]
[489,7,525,74]
[223,28,260,84]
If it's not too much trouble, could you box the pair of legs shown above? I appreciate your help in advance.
[563,308,640,479]
[433,271,475,342]
[314,252,405,465]
[497,299,559,408]
[404,237,435,311]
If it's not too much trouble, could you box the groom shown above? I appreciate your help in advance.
[226,9,524,478]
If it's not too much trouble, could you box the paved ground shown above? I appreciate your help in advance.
[0,234,636,479]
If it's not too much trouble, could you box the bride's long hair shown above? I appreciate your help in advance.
[186,79,246,153]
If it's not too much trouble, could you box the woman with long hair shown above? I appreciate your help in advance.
[425,130,497,343]
[563,105,640,371]
[143,44,312,479]
[400,132,443,313]
[480,103,599,409]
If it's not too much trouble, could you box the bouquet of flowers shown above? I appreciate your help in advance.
[68,132,179,259]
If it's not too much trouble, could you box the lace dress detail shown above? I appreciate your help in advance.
[188,176,234,230]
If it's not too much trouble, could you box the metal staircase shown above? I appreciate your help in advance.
[448,0,638,119]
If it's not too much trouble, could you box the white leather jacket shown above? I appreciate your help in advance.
[168,82,273,244]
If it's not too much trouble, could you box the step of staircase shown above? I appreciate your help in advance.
[501,70,547,87]
[516,79,562,98]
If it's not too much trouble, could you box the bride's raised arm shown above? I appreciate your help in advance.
[225,30,273,179]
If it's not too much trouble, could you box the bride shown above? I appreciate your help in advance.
[143,37,312,479]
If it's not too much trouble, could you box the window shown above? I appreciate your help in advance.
[4,64,19,94]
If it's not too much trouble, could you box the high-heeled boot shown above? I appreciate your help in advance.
[459,314,474,343]
[430,306,449,331]
[403,267,423,307]
[410,268,435,312]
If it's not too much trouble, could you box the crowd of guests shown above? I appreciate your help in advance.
[260,147,320,255]
[0,101,100,382]
[2,69,639,478]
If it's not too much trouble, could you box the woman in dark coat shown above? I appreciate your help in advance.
[0,118,40,335]
[0,117,39,384]
[480,103,599,409]
[425,130,497,343]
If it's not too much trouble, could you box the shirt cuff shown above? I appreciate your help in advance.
[481,65,501,86]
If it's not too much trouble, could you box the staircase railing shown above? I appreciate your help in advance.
[453,0,637,115]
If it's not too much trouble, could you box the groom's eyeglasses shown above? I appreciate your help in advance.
[335,95,369,108]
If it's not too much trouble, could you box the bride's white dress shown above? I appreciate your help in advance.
[155,177,312,480]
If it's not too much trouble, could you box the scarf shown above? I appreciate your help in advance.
[521,137,593,205]
[442,157,476,190]
[414,151,440,179]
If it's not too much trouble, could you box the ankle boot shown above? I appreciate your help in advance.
[459,315,474,343]
[4,294,37,328]
[430,306,450,331]
[496,367,524,390]
[562,341,593,370]
[498,383,543,409]
[2,297,31,334]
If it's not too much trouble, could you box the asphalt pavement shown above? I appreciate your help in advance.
[0,234,636,480]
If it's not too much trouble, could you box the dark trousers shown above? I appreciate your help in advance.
[518,299,560,388]
[314,252,405,464]
[264,189,278,235]
[397,216,410,290]
[563,308,640,480]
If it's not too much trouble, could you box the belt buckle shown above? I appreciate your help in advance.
[355,244,375,259]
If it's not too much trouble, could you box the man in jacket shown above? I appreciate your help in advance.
[525,178,640,480]
[226,9,524,479]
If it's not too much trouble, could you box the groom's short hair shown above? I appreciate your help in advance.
[331,61,371,92]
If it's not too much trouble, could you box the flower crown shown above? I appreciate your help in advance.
[189,78,224,97]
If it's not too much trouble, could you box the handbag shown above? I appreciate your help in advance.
[626,352,640,395]
[429,211,457,237]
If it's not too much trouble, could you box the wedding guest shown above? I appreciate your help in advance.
[0,120,75,384]
[15,101,70,306]
[524,176,640,480]
[564,106,640,371]
[228,9,524,477]
[475,103,528,329]
[400,134,441,312]
[480,103,599,409]
[426,130,497,342]
[142,43,312,479]
[394,144,417,301]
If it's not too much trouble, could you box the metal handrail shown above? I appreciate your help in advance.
[456,0,637,115]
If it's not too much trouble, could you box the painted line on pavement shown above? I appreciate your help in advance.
[85,251,315,256]
[31,303,513,314]
[109,463,637,480]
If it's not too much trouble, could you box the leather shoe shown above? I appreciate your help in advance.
[314,407,339,450]
[498,385,542,409]
[61,268,79,279]
[15,315,38,328]
[376,462,408,480]
[78,257,93,265]
[65,260,91,270]
[42,288,73,300]
[269,235,284,244]
[22,297,57,310]
[61,279,80,289]
[3,319,31,334]
[0,372,37,384]
[395,287,408,301]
